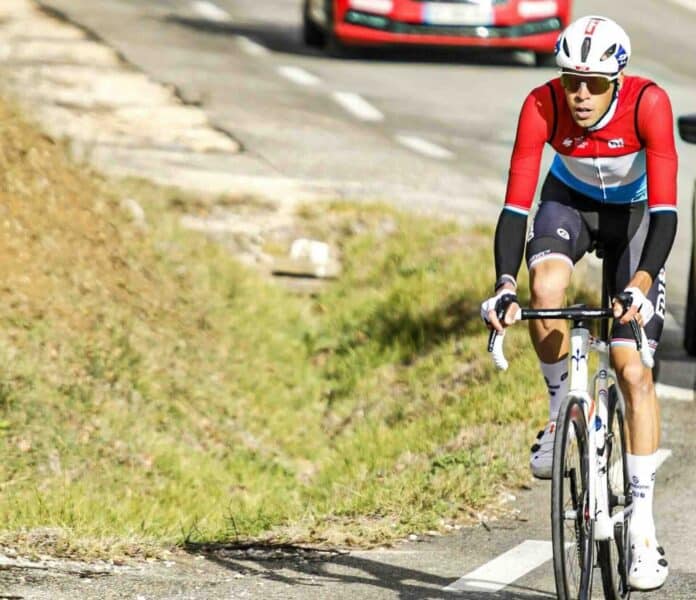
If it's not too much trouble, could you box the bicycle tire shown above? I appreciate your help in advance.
[598,384,632,599]
[552,394,594,599]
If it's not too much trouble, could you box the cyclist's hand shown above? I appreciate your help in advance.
[613,286,654,327]
[481,289,519,333]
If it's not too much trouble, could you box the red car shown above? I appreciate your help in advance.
[303,0,572,64]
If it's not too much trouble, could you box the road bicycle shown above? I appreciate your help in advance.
[487,266,653,599]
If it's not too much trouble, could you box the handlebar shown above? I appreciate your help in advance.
[487,305,654,371]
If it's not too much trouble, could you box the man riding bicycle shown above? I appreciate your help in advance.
[480,15,677,591]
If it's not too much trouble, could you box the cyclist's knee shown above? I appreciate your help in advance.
[615,358,653,397]
[530,260,571,307]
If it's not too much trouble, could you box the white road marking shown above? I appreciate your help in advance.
[332,92,384,122]
[236,36,270,56]
[192,1,231,22]
[277,65,320,86]
[664,310,681,332]
[669,0,696,10]
[444,540,552,592]
[655,448,673,470]
[656,382,694,402]
[395,135,454,160]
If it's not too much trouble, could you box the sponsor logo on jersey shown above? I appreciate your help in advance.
[608,138,625,149]
[564,136,588,148]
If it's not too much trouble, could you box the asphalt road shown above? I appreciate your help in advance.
[5,0,696,597]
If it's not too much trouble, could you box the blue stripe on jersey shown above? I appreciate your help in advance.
[649,205,678,213]
[550,156,647,203]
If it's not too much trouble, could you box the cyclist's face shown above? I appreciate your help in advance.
[561,72,624,128]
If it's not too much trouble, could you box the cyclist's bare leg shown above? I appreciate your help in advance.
[529,259,573,362]
[612,345,667,590]
[528,259,574,479]
[611,346,659,454]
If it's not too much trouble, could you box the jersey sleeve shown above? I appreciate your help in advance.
[504,85,555,215]
[637,84,678,213]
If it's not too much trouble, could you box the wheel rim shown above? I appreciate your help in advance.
[605,398,631,597]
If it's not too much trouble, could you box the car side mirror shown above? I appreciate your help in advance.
[678,114,696,144]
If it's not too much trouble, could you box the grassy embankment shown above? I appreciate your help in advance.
[0,97,589,559]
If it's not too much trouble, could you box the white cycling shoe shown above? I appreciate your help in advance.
[530,421,556,480]
[629,536,669,591]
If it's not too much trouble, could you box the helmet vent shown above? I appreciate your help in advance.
[562,37,570,57]
[600,44,617,61]
[581,37,592,62]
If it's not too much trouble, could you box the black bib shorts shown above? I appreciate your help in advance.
[526,173,666,351]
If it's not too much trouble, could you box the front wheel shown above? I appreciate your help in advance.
[551,394,594,599]
[598,385,632,599]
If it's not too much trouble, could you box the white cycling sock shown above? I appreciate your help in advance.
[540,359,568,421]
[627,452,657,542]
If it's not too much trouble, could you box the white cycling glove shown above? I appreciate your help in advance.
[623,286,655,325]
[480,289,518,326]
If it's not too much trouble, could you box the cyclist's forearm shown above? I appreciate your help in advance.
[494,208,527,286]
[636,210,677,280]
[625,270,654,296]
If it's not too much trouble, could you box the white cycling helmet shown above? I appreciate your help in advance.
[555,15,631,75]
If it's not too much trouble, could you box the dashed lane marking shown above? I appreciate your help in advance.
[277,65,320,86]
[655,448,673,469]
[444,540,553,592]
[192,1,231,22]
[664,310,680,331]
[669,0,696,10]
[656,382,694,402]
[331,92,384,122]
[236,36,270,56]
[395,134,454,159]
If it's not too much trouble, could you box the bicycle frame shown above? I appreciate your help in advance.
[566,322,630,542]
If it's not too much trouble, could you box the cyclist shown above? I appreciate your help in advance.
[480,15,676,591]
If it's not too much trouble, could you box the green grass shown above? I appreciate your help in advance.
[0,98,592,559]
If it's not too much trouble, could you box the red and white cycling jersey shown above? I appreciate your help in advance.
[503,75,677,216]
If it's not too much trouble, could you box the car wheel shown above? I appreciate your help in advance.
[534,51,556,68]
[684,181,696,355]
[303,0,326,48]
[325,33,347,57]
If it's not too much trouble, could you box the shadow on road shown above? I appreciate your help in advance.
[163,15,553,69]
[184,542,555,599]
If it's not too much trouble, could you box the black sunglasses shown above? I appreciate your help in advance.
[559,73,617,95]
